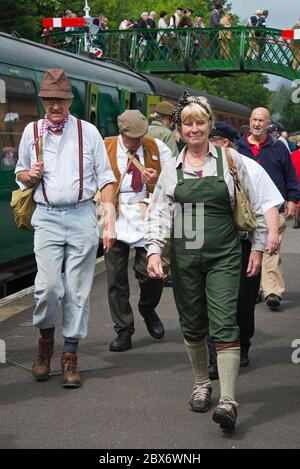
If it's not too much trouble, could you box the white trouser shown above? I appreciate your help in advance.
[31,200,99,340]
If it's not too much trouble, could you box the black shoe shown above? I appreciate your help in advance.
[143,310,164,339]
[208,363,219,380]
[213,399,238,433]
[240,351,249,367]
[109,330,132,352]
[266,294,281,310]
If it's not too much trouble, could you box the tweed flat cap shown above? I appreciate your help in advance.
[118,110,148,138]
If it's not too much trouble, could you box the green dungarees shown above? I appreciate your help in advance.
[170,147,241,344]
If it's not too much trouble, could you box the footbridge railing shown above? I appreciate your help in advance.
[39,27,300,80]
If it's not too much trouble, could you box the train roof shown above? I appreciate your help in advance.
[140,73,251,117]
[0,32,152,94]
[0,32,250,117]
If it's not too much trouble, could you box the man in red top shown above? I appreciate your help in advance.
[291,142,300,228]
[236,107,300,310]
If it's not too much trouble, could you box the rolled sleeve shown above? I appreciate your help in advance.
[93,128,116,189]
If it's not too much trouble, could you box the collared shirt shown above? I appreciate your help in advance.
[116,136,171,247]
[246,132,268,159]
[15,114,116,205]
[144,143,268,257]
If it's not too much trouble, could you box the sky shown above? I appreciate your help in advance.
[231,0,298,89]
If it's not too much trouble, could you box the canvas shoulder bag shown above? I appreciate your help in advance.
[10,121,47,231]
[224,147,257,232]
[11,119,83,231]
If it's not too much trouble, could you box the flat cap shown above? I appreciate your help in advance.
[209,121,238,142]
[268,122,282,132]
[195,13,204,17]
[154,101,175,116]
[38,69,73,99]
[118,110,148,138]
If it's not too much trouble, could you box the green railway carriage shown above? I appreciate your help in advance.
[0,32,250,288]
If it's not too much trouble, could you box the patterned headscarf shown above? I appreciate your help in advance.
[170,91,213,125]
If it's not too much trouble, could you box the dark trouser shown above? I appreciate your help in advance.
[105,241,164,334]
[237,239,260,352]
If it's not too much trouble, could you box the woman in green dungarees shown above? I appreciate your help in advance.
[145,93,265,432]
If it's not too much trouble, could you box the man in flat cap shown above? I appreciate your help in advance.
[147,101,178,157]
[103,109,172,351]
[15,69,116,388]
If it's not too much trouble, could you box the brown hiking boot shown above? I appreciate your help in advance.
[213,398,238,433]
[32,337,54,381]
[189,385,212,413]
[61,352,81,388]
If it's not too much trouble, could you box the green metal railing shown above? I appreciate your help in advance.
[39,27,300,80]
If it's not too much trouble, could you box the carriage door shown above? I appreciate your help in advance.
[146,95,160,120]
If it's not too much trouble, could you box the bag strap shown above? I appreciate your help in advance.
[225,147,241,189]
[77,118,83,203]
[115,154,133,198]
[33,121,49,205]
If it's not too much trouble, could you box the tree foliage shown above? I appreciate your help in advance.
[0,0,272,112]
[271,84,300,132]
[172,72,271,109]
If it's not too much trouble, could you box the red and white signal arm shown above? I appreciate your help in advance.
[282,29,300,40]
[90,46,103,58]
[43,18,86,28]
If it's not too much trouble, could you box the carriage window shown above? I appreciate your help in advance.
[0,76,38,172]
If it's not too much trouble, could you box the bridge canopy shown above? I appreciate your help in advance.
[39,27,300,81]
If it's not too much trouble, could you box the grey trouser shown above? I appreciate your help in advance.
[32,201,99,340]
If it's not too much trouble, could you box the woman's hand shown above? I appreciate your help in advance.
[147,253,165,279]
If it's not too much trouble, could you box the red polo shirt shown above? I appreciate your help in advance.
[291,149,300,181]
[246,132,268,162]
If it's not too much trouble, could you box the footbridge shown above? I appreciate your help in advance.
[40,27,300,80]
